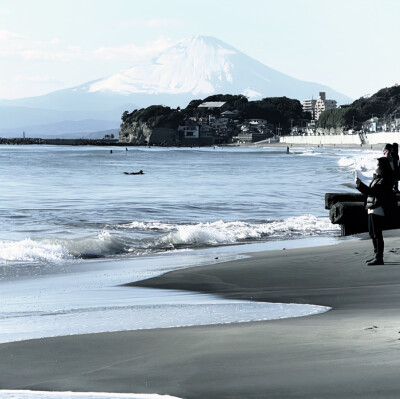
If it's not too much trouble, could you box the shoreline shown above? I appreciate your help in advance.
[244,140,387,150]
[2,231,400,397]
[0,234,345,344]
[0,139,387,150]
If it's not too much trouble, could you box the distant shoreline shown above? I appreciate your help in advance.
[237,140,385,151]
[0,137,386,151]
[0,138,122,146]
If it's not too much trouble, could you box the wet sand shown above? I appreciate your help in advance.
[1,233,400,398]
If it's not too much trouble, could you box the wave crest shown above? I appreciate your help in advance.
[0,238,71,262]
[0,216,339,263]
[159,216,338,248]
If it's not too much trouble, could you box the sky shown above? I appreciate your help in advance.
[0,0,399,101]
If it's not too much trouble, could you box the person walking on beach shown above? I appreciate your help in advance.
[356,156,397,265]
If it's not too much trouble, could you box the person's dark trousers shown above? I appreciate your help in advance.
[368,213,384,258]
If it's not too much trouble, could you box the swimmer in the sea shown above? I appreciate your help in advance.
[124,170,144,175]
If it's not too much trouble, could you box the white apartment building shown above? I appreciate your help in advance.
[302,99,317,119]
[303,92,337,120]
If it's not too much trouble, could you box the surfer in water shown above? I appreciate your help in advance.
[124,170,144,175]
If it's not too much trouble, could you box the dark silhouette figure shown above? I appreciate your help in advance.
[124,170,144,175]
[356,157,397,265]
[391,143,399,191]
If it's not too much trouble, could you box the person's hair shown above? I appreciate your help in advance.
[376,157,394,179]
[383,143,393,152]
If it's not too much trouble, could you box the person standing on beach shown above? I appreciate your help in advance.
[383,142,400,191]
[356,156,397,265]
[382,143,400,191]
[382,143,394,172]
[392,143,400,191]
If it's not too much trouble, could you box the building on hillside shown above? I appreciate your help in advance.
[220,110,240,118]
[314,92,337,120]
[302,98,317,119]
[198,101,227,111]
[302,92,337,120]
[394,117,400,131]
[362,117,384,133]
[178,124,200,138]
[233,129,269,143]
[232,119,273,143]
[248,118,268,125]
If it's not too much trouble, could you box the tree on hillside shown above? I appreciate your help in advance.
[317,85,400,129]
[121,105,184,128]
[244,97,306,132]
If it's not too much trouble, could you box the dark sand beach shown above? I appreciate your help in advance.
[2,233,400,398]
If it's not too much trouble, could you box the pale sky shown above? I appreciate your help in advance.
[1,0,399,101]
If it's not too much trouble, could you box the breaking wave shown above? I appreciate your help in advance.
[157,216,338,247]
[0,215,339,263]
[338,152,378,182]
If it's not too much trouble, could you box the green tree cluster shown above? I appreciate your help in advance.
[121,94,308,134]
[244,97,306,130]
[317,85,400,129]
[122,105,185,129]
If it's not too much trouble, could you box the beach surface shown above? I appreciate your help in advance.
[2,233,400,398]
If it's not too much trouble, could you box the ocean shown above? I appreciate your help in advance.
[0,144,380,348]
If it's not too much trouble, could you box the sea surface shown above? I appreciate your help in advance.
[0,144,380,347]
[0,144,370,264]
[0,144,381,399]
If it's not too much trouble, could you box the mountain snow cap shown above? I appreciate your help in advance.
[88,35,240,96]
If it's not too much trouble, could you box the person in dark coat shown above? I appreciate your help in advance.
[356,156,397,265]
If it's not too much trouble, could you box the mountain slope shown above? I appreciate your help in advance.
[87,36,351,104]
[0,35,352,133]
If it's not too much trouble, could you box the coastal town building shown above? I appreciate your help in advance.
[302,98,317,119]
[178,124,200,138]
[314,92,337,120]
[362,117,387,133]
[232,119,273,143]
[198,101,227,111]
[176,111,274,144]
[120,98,302,145]
[302,92,337,120]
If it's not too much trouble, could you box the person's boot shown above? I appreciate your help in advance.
[367,255,384,266]
[366,240,378,263]
[365,254,376,263]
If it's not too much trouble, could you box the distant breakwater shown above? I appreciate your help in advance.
[0,138,124,146]
[0,138,221,147]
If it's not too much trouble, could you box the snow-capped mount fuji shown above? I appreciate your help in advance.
[0,35,352,136]
[87,36,246,97]
[85,35,351,103]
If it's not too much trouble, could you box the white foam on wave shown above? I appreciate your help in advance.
[296,151,324,157]
[0,217,339,263]
[159,216,339,247]
[0,238,71,262]
[0,231,121,263]
[338,152,378,182]
[0,299,330,344]
[121,221,174,231]
[0,391,181,399]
